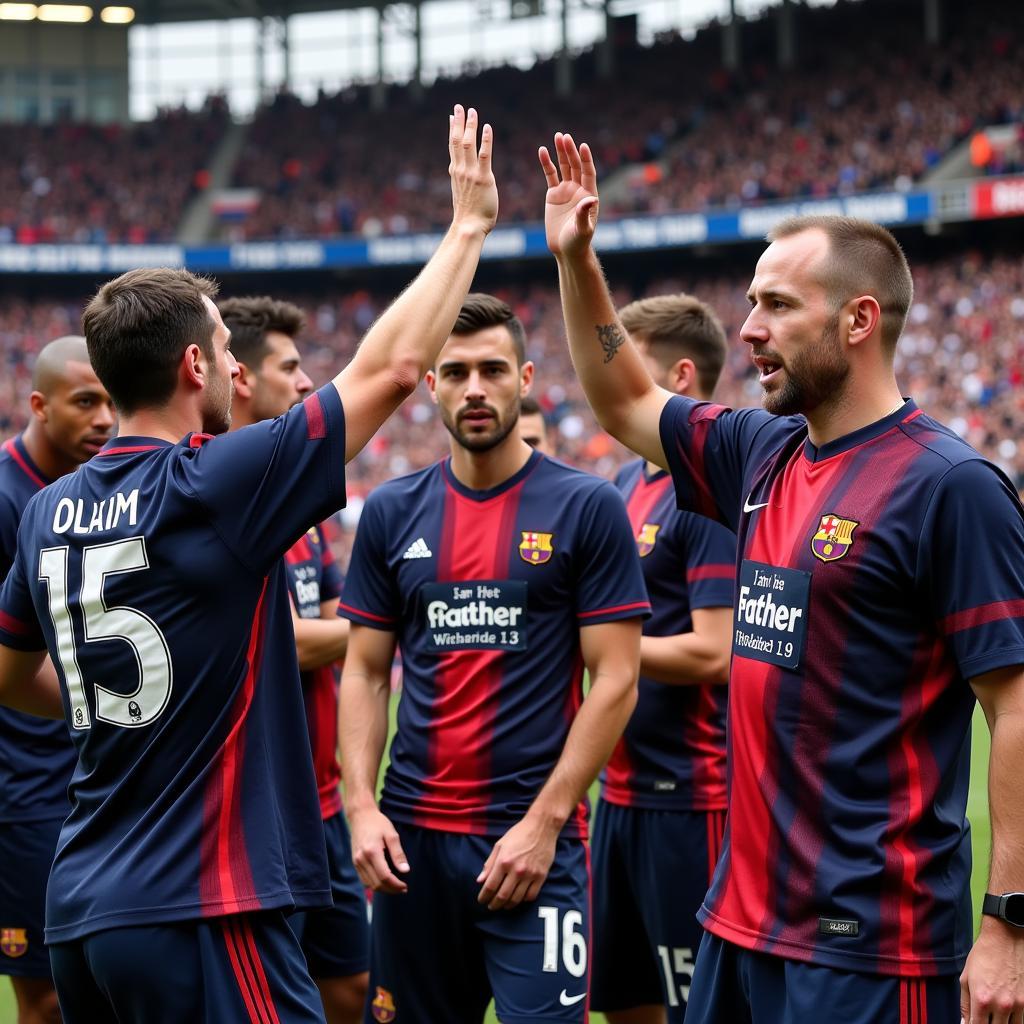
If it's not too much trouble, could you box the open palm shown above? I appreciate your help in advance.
[539,132,600,258]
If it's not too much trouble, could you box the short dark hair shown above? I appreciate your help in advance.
[767,215,914,351]
[520,395,544,417]
[452,293,527,365]
[218,296,306,370]
[619,294,728,397]
[82,267,219,416]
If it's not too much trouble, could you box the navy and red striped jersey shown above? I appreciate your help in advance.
[0,385,346,943]
[339,450,650,838]
[0,435,76,822]
[284,523,344,820]
[659,395,1024,977]
[601,459,734,811]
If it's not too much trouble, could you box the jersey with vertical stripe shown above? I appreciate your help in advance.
[0,385,346,943]
[659,395,1024,977]
[601,459,735,811]
[0,436,77,822]
[284,523,344,820]
[339,450,651,838]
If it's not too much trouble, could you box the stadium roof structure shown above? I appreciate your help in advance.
[133,0,379,22]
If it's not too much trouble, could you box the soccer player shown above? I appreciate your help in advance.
[338,293,650,1024]
[0,104,497,1024]
[0,336,114,1024]
[221,294,368,1024]
[518,395,552,455]
[591,295,734,1024]
[538,133,1024,1024]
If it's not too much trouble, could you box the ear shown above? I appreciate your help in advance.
[181,343,206,391]
[28,390,48,423]
[232,360,255,401]
[425,369,439,405]
[520,360,535,397]
[846,296,882,348]
[671,358,698,397]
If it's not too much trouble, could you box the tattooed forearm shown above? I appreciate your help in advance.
[596,323,625,364]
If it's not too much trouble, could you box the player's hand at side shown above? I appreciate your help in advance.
[476,815,558,911]
[449,104,498,237]
[348,805,410,894]
[960,918,1024,1024]
[538,132,599,260]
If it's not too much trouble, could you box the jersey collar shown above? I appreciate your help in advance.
[442,448,544,503]
[7,434,52,488]
[96,436,174,457]
[803,399,917,464]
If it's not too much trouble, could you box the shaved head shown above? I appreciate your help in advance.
[32,335,92,394]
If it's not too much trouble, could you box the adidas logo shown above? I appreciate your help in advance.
[402,538,433,560]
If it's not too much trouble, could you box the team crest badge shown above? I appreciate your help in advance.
[371,986,396,1023]
[0,928,27,958]
[519,531,554,565]
[811,514,859,563]
[636,523,660,557]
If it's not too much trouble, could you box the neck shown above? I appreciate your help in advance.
[803,374,904,448]
[21,421,76,480]
[448,435,534,491]
[117,402,206,445]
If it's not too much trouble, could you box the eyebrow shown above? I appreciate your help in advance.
[746,286,800,306]
[438,358,511,372]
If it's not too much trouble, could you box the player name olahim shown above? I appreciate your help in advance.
[51,489,140,536]
[426,584,524,629]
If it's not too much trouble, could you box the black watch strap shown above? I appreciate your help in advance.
[983,893,1002,917]
[982,892,1024,927]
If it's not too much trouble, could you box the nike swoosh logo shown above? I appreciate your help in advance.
[559,990,587,1006]
[743,495,770,513]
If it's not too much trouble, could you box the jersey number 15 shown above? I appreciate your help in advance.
[39,537,173,730]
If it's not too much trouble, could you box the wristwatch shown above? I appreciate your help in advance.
[982,892,1024,927]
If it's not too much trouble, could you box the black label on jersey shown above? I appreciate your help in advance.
[733,560,810,670]
[422,580,527,652]
[818,917,859,937]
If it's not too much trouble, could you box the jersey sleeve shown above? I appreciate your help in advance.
[318,526,344,603]
[919,459,1024,679]
[337,493,399,631]
[181,384,347,575]
[0,534,46,652]
[677,514,736,610]
[658,395,795,531]
[573,481,652,626]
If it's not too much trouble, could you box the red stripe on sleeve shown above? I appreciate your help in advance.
[686,564,735,583]
[941,599,1024,634]
[304,393,326,440]
[337,601,396,625]
[577,601,651,619]
[0,610,33,636]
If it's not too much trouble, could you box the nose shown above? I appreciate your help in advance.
[296,369,313,396]
[740,307,768,347]
[94,402,115,432]
[228,351,240,379]
[465,370,487,401]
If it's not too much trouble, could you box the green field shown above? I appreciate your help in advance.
[0,708,993,1023]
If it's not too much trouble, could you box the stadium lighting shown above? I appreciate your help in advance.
[100,5,134,22]
[37,3,93,20]
[0,3,37,19]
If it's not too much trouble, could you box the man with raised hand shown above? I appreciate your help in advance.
[0,336,114,1024]
[538,132,1024,1024]
[339,293,649,1024]
[0,104,496,1024]
[221,294,368,1024]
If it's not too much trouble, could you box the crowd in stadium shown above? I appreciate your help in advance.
[2,246,1023,518]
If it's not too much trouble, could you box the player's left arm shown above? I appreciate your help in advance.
[292,596,350,671]
[639,605,732,685]
[961,664,1024,1024]
[0,646,63,719]
[476,617,641,910]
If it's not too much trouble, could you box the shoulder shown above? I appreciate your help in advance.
[363,463,442,514]
[898,410,993,472]
[612,459,643,490]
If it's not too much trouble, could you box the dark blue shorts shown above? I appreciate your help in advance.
[288,811,369,979]
[0,815,62,980]
[49,910,326,1024]
[590,801,724,1021]
[366,824,590,1024]
[686,932,961,1024]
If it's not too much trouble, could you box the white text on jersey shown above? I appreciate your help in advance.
[52,490,140,536]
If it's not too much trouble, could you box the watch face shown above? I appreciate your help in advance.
[1004,893,1024,928]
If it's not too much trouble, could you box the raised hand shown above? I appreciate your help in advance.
[538,132,599,259]
[449,104,498,236]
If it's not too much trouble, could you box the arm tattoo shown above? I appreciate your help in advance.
[596,323,626,364]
